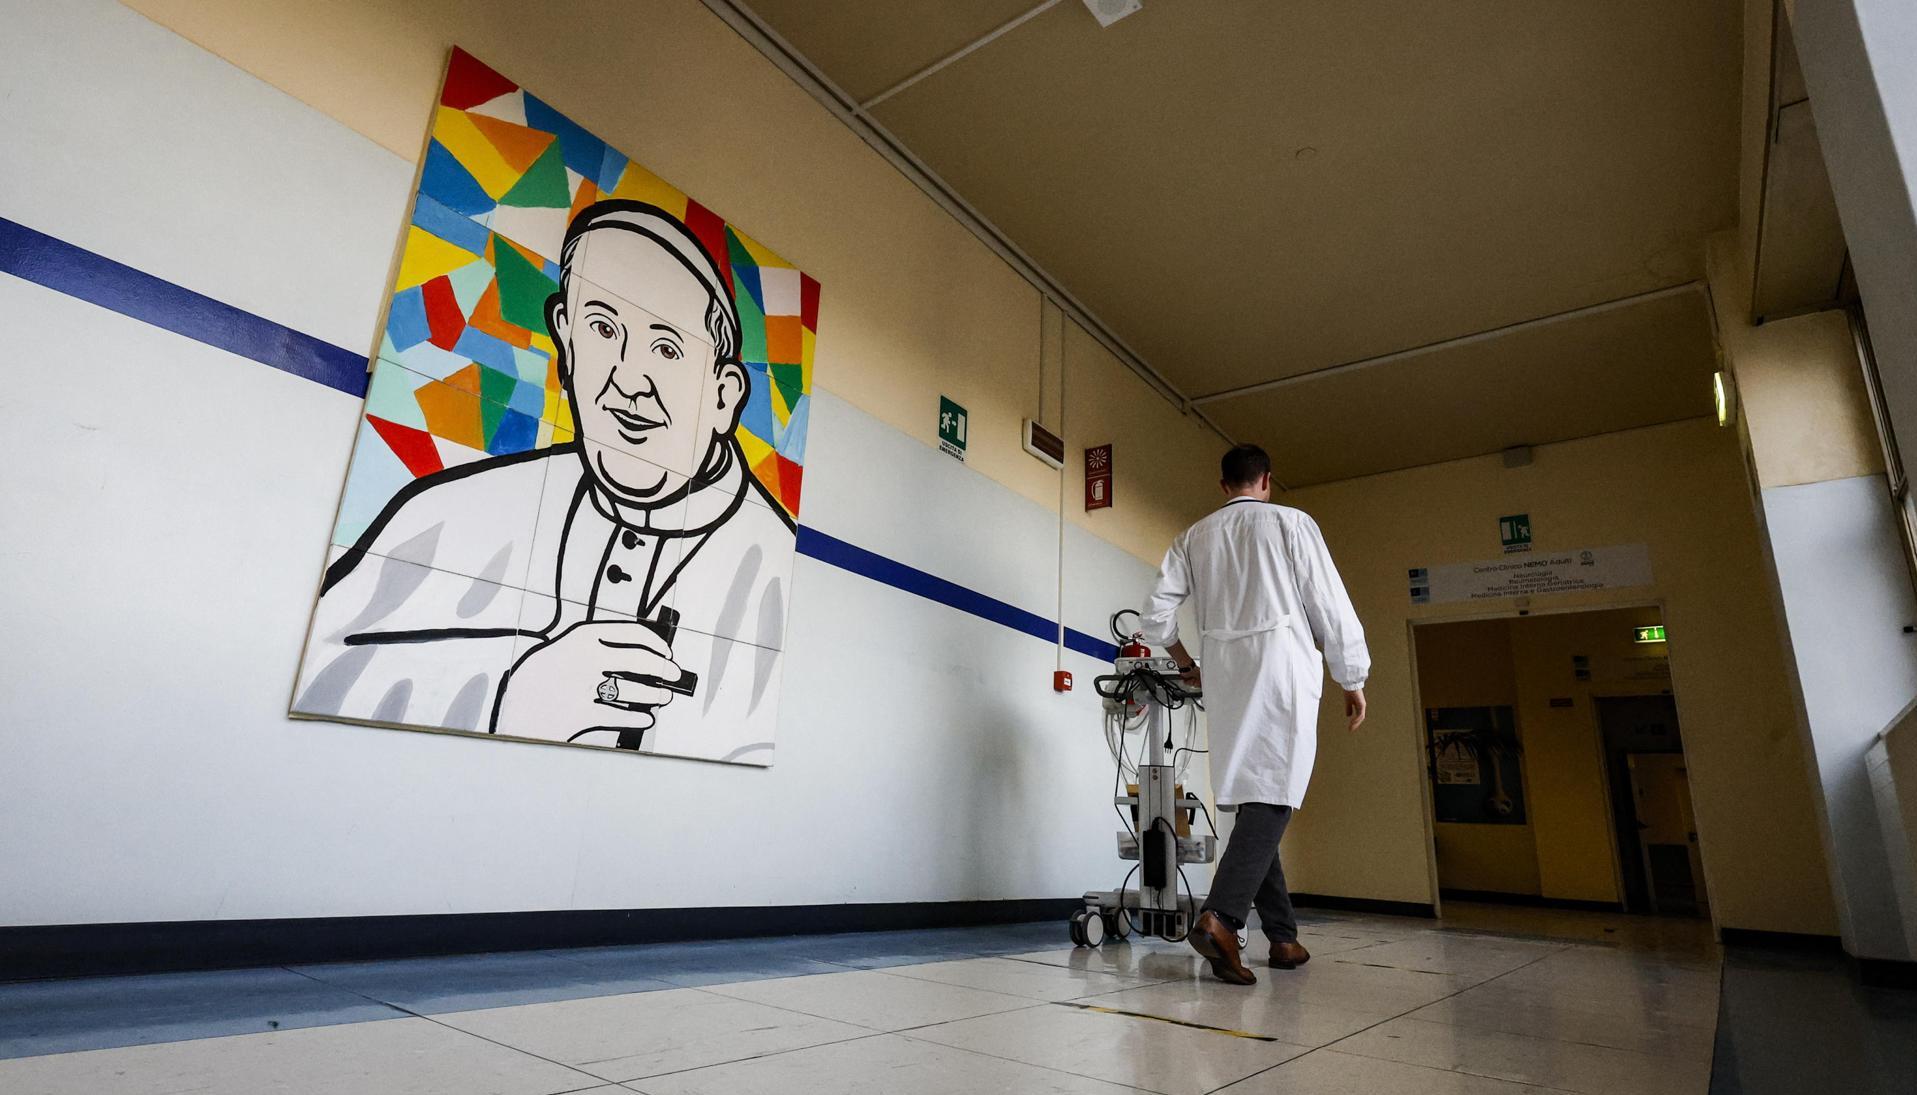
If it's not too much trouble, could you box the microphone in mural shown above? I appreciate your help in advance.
[291,50,815,767]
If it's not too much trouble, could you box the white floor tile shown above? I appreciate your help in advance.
[629,1032,1144,1094]
[1409,992,1717,1060]
[906,1001,1309,1095]
[1326,935,1565,978]
[1069,976,1398,1048]
[434,986,869,1082]
[0,1016,592,1095]
[1336,1015,1713,1094]
[1000,945,1208,983]
[880,956,1148,1000]
[1217,1048,1580,1093]
[700,969,1037,1031]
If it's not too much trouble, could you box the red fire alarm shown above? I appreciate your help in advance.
[1053,670,1074,692]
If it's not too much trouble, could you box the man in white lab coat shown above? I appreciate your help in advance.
[1139,444,1370,985]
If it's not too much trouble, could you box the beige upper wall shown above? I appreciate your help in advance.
[123,0,1222,563]
[1279,417,1836,935]
[1705,234,1883,488]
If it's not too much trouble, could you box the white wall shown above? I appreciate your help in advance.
[1761,473,1917,958]
[0,0,1160,925]
[1793,0,1917,459]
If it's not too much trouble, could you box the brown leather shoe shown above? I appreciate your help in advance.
[1188,911,1257,985]
[1268,940,1311,970]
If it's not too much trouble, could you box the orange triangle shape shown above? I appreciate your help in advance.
[752,453,781,496]
[468,279,531,349]
[466,112,557,175]
[444,362,483,396]
[569,177,601,226]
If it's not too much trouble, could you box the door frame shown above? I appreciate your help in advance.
[1406,596,1719,934]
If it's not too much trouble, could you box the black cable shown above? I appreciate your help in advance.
[1112,861,1141,938]
[1148,816,1197,943]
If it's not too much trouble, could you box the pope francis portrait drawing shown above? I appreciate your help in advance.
[293,200,795,765]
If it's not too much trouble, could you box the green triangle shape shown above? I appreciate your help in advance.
[493,237,559,331]
[479,365,518,406]
[771,362,805,397]
[499,142,571,208]
[727,231,755,272]
[481,391,507,443]
[735,271,767,364]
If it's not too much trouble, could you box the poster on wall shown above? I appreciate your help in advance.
[290,49,819,767]
[1426,707,1527,824]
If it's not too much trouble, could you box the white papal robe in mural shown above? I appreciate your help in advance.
[293,438,793,765]
[1138,498,1369,808]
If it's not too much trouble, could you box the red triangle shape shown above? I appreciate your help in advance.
[776,455,803,513]
[441,48,519,110]
[683,201,732,294]
[368,415,444,478]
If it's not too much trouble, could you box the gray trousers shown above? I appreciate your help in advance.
[1201,803,1297,942]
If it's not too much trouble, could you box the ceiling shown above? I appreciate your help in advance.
[737,0,1744,484]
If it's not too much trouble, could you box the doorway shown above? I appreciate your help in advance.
[1413,606,1711,917]
[1595,695,1708,916]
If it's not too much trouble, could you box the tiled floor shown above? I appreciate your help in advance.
[0,905,1743,1094]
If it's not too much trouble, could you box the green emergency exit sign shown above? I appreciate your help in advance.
[1499,513,1532,554]
[938,396,968,461]
[1633,625,1667,644]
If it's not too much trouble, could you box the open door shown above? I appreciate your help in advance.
[1628,753,1709,917]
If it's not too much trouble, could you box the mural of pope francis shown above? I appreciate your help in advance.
[293,200,794,766]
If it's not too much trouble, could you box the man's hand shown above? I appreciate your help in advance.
[492,621,683,743]
[1344,688,1367,732]
[1164,639,1201,689]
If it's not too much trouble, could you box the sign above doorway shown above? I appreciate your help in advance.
[1409,544,1653,606]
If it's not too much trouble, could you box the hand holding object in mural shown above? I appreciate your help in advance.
[492,621,683,740]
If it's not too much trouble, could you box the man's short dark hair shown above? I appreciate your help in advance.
[1221,444,1271,488]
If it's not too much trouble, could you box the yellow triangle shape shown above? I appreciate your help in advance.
[733,228,794,269]
[432,106,523,200]
[396,224,483,291]
[609,160,689,220]
[739,428,774,468]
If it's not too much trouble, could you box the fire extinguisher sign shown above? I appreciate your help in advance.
[1085,444,1113,511]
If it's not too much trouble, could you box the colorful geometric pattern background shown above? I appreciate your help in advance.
[333,47,817,546]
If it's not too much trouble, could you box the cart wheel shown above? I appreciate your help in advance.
[1068,911,1090,947]
[1082,909,1106,947]
[1103,909,1132,941]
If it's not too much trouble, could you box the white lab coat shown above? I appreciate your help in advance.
[1139,498,1369,808]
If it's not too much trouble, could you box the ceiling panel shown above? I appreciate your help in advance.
[1201,290,1718,485]
[860,0,1738,398]
[742,0,1045,102]
[742,0,1741,483]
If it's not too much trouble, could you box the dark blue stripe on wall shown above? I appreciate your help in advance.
[0,216,368,396]
[797,527,1119,662]
[4,218,1122,664]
